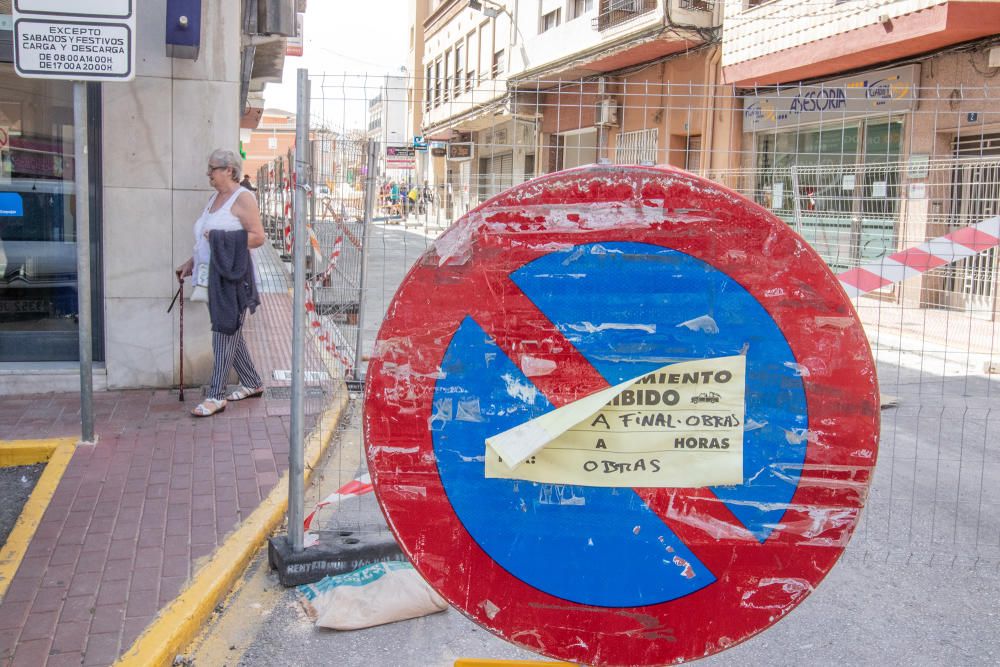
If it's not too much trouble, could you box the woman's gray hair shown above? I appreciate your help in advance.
[208,148,242,182]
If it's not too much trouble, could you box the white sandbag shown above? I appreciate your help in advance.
[297,561,448,630]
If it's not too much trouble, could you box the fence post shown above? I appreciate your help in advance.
[289,69,310,553]
[74,82,94,444]
[354,140,379,382]
[790,166,804,234]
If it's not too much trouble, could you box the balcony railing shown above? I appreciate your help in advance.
[593,0,657,31]
[678,0,714,11]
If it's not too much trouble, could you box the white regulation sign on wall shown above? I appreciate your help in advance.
[12,0,136,81]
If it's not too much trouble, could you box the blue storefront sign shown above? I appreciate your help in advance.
[0,192,24,216]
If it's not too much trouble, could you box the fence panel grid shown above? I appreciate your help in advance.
[260,71,1000,570]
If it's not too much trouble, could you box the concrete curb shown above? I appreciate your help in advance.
[115,388,349,667]
[0,437,78,601]
[0,437,73,467]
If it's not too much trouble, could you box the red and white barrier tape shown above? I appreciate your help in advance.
[837,216,1000,298]
[314,236,344,285]
[304,283,355,373]
[303,473,374,547]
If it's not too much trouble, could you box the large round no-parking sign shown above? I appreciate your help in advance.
[365,165,879,666]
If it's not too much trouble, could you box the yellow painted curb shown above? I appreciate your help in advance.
[455,660,577,666]
[115,387,349,667]
[0,438,78,601]
[0,437,70,467]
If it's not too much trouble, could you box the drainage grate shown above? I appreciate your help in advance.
[272,369,331,383]
[265,386,327,399]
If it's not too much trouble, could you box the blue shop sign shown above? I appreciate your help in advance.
[0,192,24,217]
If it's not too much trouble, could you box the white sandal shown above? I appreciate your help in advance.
[191,397,227,417]
[226,385,264,401]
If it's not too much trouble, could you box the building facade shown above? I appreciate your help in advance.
[723,0,1000,316]
[368,74,412,182]
[0,0,299,394]
[243,109,297,183]
[417,0,726,216]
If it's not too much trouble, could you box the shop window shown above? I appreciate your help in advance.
[754,119,902,271]
[0,65,103,362]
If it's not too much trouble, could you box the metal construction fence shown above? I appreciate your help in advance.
[263,70,1000,570]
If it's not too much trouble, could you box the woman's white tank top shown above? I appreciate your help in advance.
[193,187,248,267]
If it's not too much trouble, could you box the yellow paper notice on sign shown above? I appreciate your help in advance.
[485,356,746,488]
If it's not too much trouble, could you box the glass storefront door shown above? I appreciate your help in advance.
[0,63,102,361]
[754,118,903,271]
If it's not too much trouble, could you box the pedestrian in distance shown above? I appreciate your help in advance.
[240,174,257,192]
[388,181,402,221]
[176,149,266,417]
[407,184,420,215]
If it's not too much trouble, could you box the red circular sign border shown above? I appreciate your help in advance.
[364,165,879,666]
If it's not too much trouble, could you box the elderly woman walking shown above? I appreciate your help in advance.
[176,149,266,417]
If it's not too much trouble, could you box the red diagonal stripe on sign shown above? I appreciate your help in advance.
[944,226,1000,252]
[465,271,609,406]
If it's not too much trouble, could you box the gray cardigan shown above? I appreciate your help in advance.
[208,229,259,335]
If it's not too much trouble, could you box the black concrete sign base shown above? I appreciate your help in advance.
[267,530,406,587]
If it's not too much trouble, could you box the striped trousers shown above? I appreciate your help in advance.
[208,313,263,400]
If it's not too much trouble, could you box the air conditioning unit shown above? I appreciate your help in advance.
[595,98,619,127]
[257,0,296,36]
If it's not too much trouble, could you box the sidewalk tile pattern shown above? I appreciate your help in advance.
[0,283,315,666]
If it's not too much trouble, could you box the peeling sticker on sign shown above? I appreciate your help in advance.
[485,356,746,487]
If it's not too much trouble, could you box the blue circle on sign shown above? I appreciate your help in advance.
[431,242,808,607]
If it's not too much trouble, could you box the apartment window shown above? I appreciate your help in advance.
[492,49,504,78]
[685,135,702,172]
[466,32,476,91]
[745,0,773,7]
[454,43,463,99]
[540,9,561,33]
[443,50,451,102]
[434,59,442,107]
[425,64,433,112]
[616,128,659,165]
[597,0,655,30]
[573,0,595,18]
[679,0,714,10]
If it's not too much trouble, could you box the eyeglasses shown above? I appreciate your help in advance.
[206,165,226,176]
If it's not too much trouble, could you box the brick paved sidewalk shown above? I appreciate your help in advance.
[0,250,320,666]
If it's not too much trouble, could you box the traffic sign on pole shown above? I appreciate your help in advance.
[365,165,880,665]
[13,0,136,81]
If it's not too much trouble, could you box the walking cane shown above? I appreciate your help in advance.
[178,277,184,402]
[168,279,185,402]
